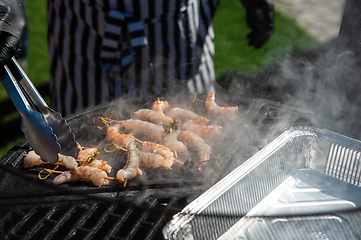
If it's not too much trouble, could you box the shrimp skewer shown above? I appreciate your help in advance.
[163,129,189,155]
[141,142,175,169]
[52,166,109,186]
[77,147,112,172]
[137,151,166,169]
[52,171,79,185]
[85,159,112,173]
[24,150,46,168]
[58,147,102,170]
[25,148,111,173]
[77,147,98,161]
[106,124,134,147]
[205,93,238,120]
[166,107,209,125]
[58,154,79,169]
[116,141,142,183]
[24,151,79,169]
[132,109,163,126]
[121,119,165,142]
[182,120,222,139]
[179,130,211,171]
[151,100,173,124]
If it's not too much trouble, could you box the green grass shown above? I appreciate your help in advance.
[26,0,51,86]
[0,0,319,158]
[0,1,50,101]
[213,0,319,78]
[0,0,49,157]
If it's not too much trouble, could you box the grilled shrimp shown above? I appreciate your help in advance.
[59,154,111,173]
[182,120,222,139]
[132,109,163,126]
[52,171,79,185]
[151,100,173,124]
[58,154,78,170]
[60,149,111,172]
[106,124,134,147]
[24,151,78,169]
[205,93,238,120]
[78,147,98,161]
[179,130,211,171]
[85,159,112,173]
[116,141,142,183]
[23,150,108,172]
[137,151,165,169]
[166,107,209,125]
[52,166,109,186]
[121,119,165,142]
[141,142,175,169]
[163,130,188,155]
[23,150,45,168]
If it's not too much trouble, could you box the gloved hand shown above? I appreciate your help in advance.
[0,0,27,66]
[240,0,274,48]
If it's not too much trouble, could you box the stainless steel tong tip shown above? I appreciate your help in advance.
[1,57,77,163]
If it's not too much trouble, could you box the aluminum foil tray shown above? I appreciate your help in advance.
[163,126,361,240]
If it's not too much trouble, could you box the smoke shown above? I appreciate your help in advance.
[218,41,361,140]
[65,42,361,209]
[276,49,356,113]
[72,93,243,188]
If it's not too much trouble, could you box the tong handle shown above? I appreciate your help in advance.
[6,57,48,111]
[1,58,61,162]
[2,67,29,120]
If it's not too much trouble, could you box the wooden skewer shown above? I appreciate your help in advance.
[93,116,122,128]
[210,152,222,170]
[215,160,222,171]
[130,136,143,143]
[86,152,100,163]
[123,178,128,188]
[174,158,184,165]
[105,176,116,180]
[93,117,106,129]
[38,166,61,180]
[210,152,220,160]
[161,165,172,170]
[40,166,117,181]
[104,143,127,152]
[192,93,205,103]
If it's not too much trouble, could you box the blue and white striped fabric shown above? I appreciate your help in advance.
[48,0,218,116]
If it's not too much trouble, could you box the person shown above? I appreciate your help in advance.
[0,0,274,116]
[0,0,27,66]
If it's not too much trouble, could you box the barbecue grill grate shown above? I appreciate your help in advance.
[0,97,318,240]
[0,165,189,240]
[0,198,183,240]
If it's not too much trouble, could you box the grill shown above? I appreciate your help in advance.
[0,93,332,239]
[0,167,184,240]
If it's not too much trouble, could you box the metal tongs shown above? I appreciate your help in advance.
[0,57,77,163]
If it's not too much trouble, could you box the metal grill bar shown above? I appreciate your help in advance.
[325,143,361,186]
[0,197,182,240]
[0,98,320,240]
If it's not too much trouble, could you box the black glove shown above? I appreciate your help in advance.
[0,0,27,66]
[240,0,274,48]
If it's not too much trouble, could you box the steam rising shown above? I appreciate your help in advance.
[68,41,361,210]
[220,42,361,140]
[72,93,249,193]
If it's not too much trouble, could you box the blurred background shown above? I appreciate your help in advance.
[0,0,345,157]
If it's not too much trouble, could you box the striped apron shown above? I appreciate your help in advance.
[47,0,218,116]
